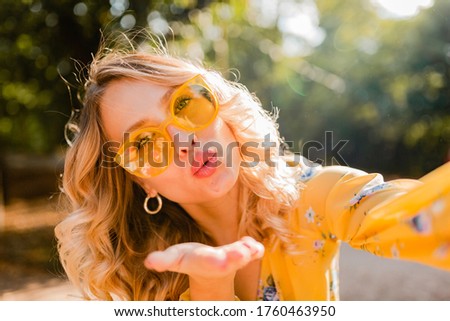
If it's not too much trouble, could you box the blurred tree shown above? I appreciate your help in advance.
[0,0,103,153]
[274,0,450,176]
[0,0,207,154]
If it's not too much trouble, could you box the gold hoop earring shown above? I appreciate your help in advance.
[144,194,163,215]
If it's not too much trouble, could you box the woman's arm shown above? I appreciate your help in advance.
[295,161,450,270]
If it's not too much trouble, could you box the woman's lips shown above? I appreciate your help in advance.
[191,150,218,177]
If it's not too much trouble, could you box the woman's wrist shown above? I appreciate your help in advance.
[188,275,236,301]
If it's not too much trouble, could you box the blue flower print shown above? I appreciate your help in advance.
[299,159,321,183]
[350,182,390,207]
[263,286,279,301]
[262,275,280,301]
[305,206,316,223]
[409,211,432,234]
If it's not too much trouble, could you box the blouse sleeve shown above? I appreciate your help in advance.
[297,162,450,271]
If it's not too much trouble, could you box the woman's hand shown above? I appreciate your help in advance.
[144,236,264,300]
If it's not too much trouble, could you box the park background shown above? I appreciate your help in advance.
[1,0,450,300]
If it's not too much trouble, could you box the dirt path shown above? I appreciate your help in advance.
[1,279,80,300]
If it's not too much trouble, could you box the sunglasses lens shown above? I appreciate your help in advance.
[172,82,217,129]
[116,130,171,177]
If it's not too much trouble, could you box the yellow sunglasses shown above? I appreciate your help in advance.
[114,75,219,178]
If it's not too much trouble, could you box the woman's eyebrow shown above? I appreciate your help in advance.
[161,86,175,105]
[125,119,150,133]
[124,87,176,133]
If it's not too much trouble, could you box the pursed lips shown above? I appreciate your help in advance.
[191,150,218,176]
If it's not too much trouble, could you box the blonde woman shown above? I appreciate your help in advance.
[55,35,450,301]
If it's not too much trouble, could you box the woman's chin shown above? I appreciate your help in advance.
[201,168,240,198]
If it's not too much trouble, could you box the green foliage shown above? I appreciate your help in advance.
[275,0,450,176]
[0,0,449,176]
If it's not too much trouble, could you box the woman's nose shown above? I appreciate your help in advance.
[166,124,198,162]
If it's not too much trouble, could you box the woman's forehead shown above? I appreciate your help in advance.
[100,79,170,142]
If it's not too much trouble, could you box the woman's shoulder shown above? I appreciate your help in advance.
[286,155,368,185]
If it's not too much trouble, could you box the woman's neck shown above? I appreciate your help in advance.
[180,182,241,246]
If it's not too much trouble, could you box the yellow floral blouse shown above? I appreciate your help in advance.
[257,161,450,301]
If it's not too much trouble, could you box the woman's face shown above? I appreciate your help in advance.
[100,78,241,204]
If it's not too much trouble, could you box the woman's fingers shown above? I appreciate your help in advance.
[144,242,198,272]
[238,236,265,259]
[221,237,265,269]
[144,249,178,272]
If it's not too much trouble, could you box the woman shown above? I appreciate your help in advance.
[55,35,450,301]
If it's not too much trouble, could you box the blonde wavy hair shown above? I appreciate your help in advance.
[55,33,302,300]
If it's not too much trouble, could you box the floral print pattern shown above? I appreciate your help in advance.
[409,211,432,234]
[304,206,316,223]
[258,275,280,301]
[299,161,322,182]
[349,182,390,207]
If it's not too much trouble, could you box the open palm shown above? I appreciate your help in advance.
[144,236,264,281]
